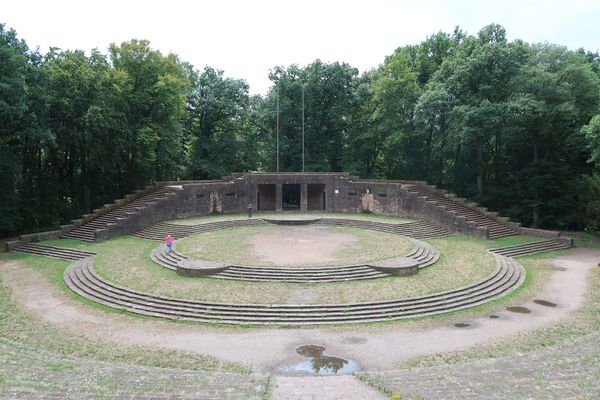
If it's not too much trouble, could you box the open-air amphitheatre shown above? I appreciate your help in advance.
[2,171,599,399]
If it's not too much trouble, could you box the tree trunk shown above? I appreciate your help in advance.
[477,144,483,195]
[532,141,539,228]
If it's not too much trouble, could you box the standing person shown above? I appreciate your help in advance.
[247,202,253,218]
[164,235,174,253]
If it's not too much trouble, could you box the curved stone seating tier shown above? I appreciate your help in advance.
[149,237,439,283]
[134,218,449,242]
[134,219,268,240]
[488,239,571,257]
[63,254,525,325]
[312,219,449,239]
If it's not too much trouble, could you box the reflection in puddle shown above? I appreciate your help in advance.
[278,345,359,376]
[534,299,557,307]
[488,314,500,319]
[454,323,471,328]
[507,306,531,314]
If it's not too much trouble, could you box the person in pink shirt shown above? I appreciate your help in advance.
[164,235,174,253]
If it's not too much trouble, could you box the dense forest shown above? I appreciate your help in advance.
[1,23,599,236]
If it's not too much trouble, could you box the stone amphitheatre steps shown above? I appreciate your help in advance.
[134,219,267,240]
[149,238,439,283]
[12,243,96,261]
[62,186,179,242]
[404,184,519,239]
[134,218,449,242]
[489,239,571,257]
[313,219,448,239]
[64,255,524,325]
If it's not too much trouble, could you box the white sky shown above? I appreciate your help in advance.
[2,0,599,95]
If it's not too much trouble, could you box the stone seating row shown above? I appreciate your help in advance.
[312,219,449,239]
[488,239,572,257]
[12,243,96,261]
[134,219,267,240]
[63,254,524,325]
[135,218,449,242]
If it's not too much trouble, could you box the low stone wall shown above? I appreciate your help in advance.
[520,227,573,247]
[4,224,76,251]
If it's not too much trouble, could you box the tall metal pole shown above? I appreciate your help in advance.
[302,85,305,172]
[276,83,279,172]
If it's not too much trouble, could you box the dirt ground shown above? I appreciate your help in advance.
[0,248,597,376]
[248,226,359,266]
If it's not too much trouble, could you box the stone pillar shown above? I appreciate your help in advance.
[276,183,283,212]
[300,184,308,212]
[326,187,335,212]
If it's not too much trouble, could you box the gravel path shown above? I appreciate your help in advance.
[272,376,387,400]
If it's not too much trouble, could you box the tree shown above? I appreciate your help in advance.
[267,60,358,172]
[185,66,251,178]
[0,24,50,234]
[582,115,600,168]
[109,40,189,188]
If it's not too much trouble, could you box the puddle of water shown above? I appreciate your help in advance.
[488,314,500,319]
[534,299,557,307]
[506,306,531,314]
[552,266,567,271]
[278,345,360,376]
[453,323,471,328]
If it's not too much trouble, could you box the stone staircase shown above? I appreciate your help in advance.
[489,240,572,257]
[64,255,524,325]
[62,186,180,242]
[403,183,519,239]
[149,238,439,283]
[12,243,96,261]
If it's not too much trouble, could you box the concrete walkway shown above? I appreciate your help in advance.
[272,376,388,400]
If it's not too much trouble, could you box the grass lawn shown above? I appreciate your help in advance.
[0,253,244,372]
[565,230,600,248]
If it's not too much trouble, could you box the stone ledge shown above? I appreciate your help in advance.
[368,256,419,276]
[176,258,229,277]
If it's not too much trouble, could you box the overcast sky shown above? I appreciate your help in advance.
[3,0,599,95]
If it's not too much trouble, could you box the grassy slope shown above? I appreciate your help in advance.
[0,252,244,372]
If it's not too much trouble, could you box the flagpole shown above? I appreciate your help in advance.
[302,85,305,172]
[276,83,280,172]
